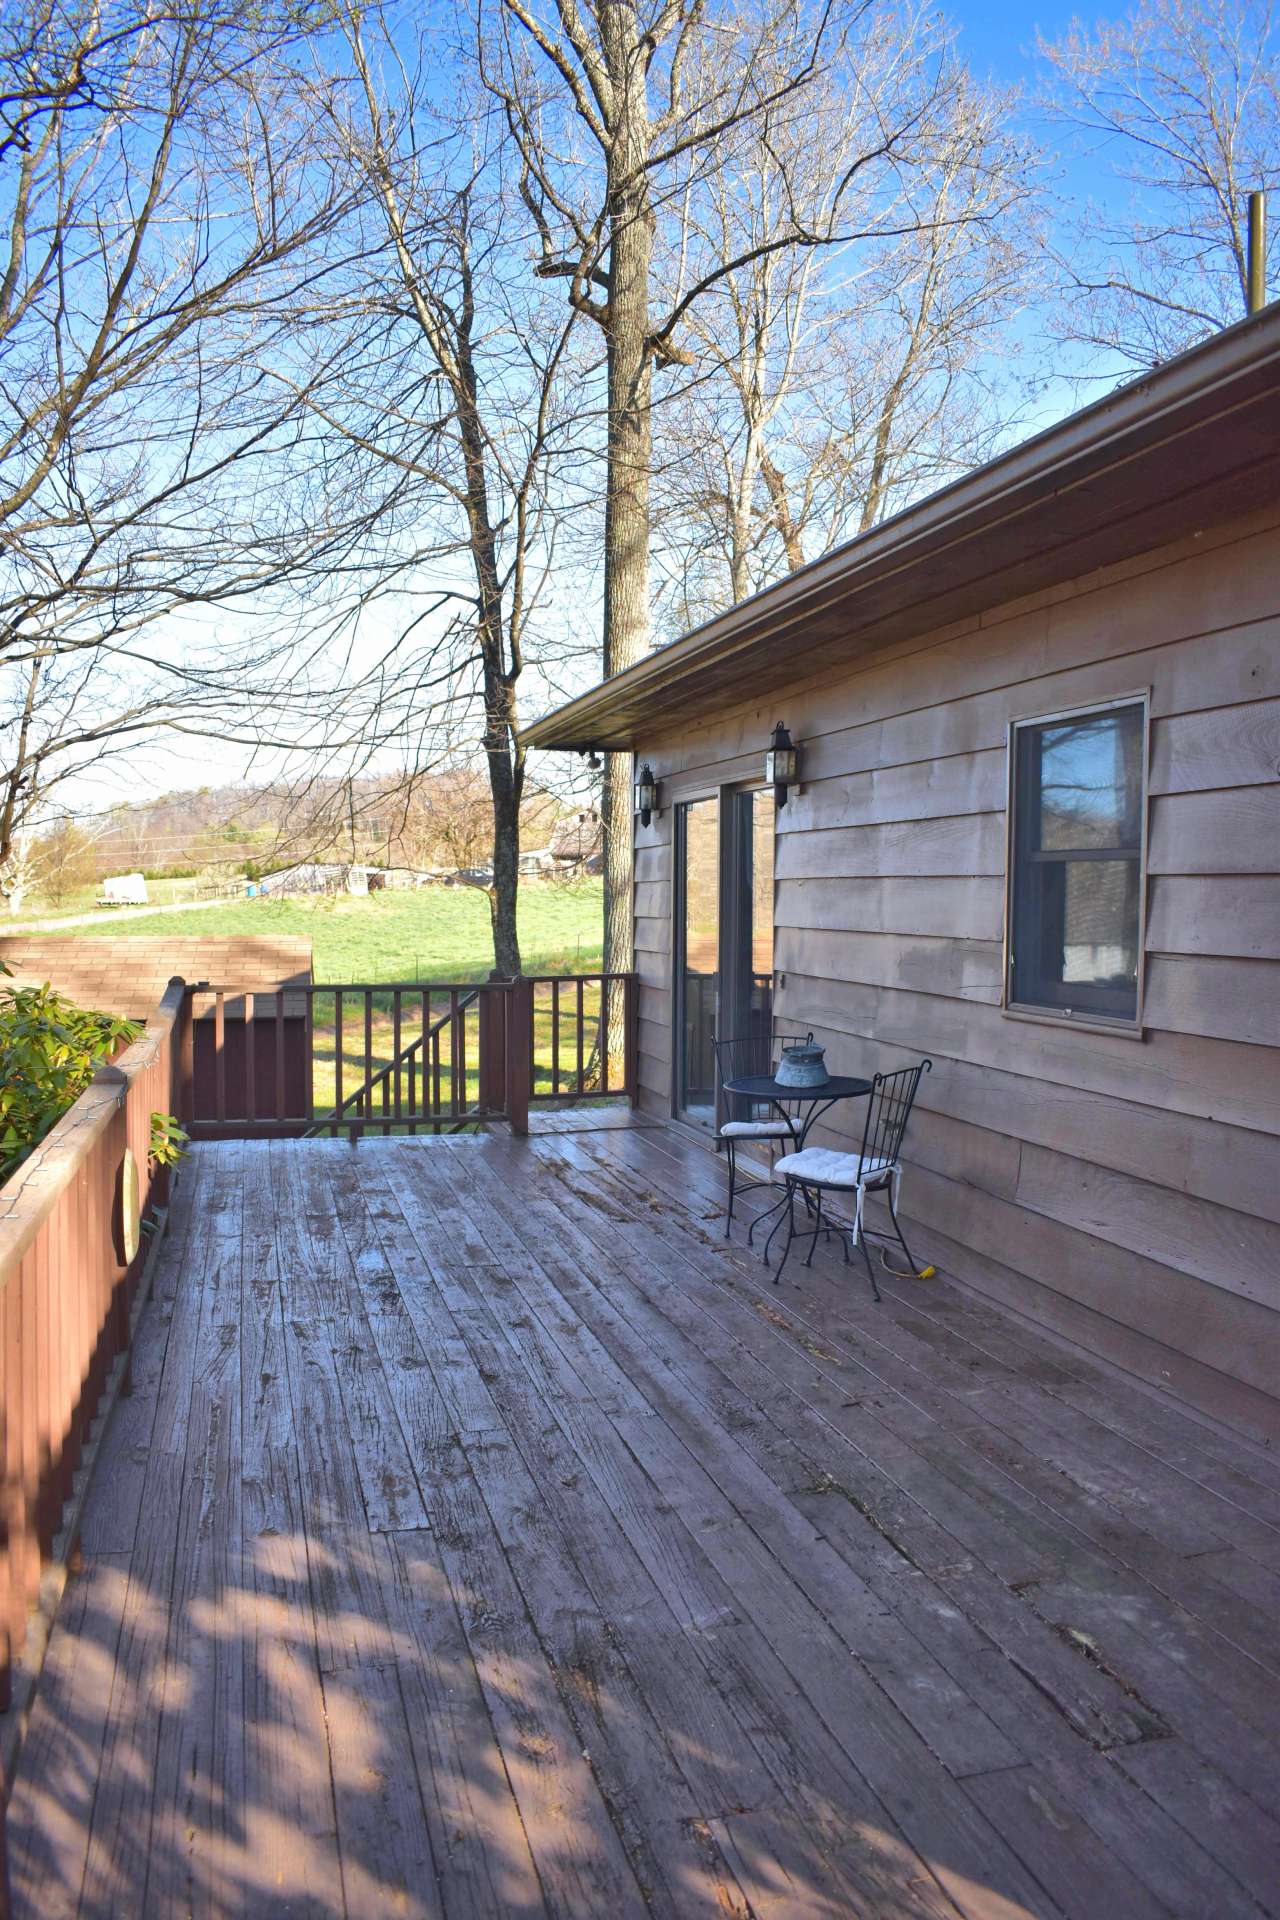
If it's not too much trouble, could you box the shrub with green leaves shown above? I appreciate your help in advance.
[0,967,142,1184]
[149,1111,189,1167]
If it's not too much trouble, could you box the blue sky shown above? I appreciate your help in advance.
[960,2,1074,79]
[959,2,1120,203]
[948,3,1148,425]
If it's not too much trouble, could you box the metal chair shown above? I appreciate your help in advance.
[711,1033,801,1235]
[766,1059,932,1299]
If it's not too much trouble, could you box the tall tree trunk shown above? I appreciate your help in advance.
[484,667,523,978]
[761,454,805,572]
[601,145,654,986]
[729,426,765,602]
[860,391,899,531]
[456,292,524,978]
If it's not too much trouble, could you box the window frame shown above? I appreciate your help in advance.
[1002,691,1151,1037]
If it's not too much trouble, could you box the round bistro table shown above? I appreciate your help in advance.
[720,1071,872,1149]
[720,1071,872,1247]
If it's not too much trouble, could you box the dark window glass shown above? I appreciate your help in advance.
[1010,703,1144,1021]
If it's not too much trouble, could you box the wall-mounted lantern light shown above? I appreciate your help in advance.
[764,722,799,807]
[634,763,660,828]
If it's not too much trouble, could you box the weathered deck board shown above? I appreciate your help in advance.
[8,1125,1280,1919]
[239,1138,342,1917]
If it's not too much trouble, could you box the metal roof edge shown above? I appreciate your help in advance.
[521,304,1280,750]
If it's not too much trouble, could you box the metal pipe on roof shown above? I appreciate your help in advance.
[1248,192,1268,317]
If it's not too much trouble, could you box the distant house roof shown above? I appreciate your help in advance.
[550,810,603,858]
[0,937,313,1020]
[521,306,1280,751]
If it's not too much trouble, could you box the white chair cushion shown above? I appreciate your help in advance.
[719,1119,794,1138]
[773,1147,894,1187]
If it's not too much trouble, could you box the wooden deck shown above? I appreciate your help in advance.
[9,1120,1280,1918]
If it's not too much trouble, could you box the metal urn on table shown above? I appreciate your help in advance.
[774,1034,828,1089]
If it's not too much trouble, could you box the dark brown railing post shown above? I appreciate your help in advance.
[274,991,286,1126]
[505,978,533,1137]
[214,991,226,1127]
[576,977,586,1096]
[478,982,506,1114]
[244,991,256,1127]
[174,977,194,1127]
[333,990,344,1138]
[305,988,315,1129]
[392,989,403,1128]
[449,989,462,1123]
[624,972,639,1108]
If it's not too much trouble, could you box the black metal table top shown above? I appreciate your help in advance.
[722,1072,871,1102]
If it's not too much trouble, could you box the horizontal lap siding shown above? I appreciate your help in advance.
[634,805,674,1119]
[780,975,1280,1136]
[632,504,1280,1442]
[1145,875,1280,957]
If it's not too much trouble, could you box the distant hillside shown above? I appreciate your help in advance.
[71,770,596,881]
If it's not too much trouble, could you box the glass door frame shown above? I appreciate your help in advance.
[671,782,776,1130]
[672,789,720,1129]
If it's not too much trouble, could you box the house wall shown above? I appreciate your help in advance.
[632,503,1280,1445]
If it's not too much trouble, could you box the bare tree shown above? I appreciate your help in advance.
[652,57,1040,618]
[1038,0,1279,371]
[483,0,976,976]
[32,815,97,905]
[0,0,402,880]
[0,0,174,165]
[298,7,589,975]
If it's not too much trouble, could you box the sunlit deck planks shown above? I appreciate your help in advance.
[8,1122,1280,1918]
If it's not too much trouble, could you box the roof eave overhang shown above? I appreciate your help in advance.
[521,307,1280,752]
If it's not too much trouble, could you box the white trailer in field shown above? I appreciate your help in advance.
[97,873,149,907]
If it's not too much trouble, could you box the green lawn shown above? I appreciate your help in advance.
[63,880,604,982]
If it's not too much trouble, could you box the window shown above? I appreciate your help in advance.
[1008,699,1146,1024]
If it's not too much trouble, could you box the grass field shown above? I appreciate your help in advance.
[63,880,605,982]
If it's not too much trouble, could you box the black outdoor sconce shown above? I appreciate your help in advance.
[764,722,799,807]
[634,763,660,828]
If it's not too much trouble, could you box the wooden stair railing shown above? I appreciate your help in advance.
[185,972,637,1141]
[309,987,485,1137]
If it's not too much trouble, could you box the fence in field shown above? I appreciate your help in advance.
[0,978,187,1731]
[183,972,638,1139]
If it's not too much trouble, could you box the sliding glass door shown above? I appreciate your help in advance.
[675,788,774,1129]
[677,796,720,1125]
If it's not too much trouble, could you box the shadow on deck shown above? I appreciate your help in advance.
[9,1122,1280,1918]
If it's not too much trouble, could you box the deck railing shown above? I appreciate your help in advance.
[0,977,186,1720]
[184,972,638,1140]
[527,973,636,1105]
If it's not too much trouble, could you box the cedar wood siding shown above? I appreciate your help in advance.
[631,502,1280,1446]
